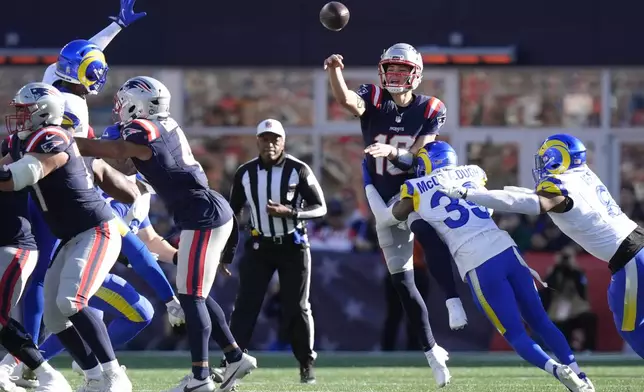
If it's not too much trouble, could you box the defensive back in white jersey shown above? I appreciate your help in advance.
[401,164,516,279]
[43,63,90,138]
[540,166,637,262]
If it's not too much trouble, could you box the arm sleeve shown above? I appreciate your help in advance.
[465,188,541,215]
[89,22,123,51]
[419,97,447,136]
[295,164,327,219]
[229,166,247,215]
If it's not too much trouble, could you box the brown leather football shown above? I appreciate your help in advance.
[320,2,350,32]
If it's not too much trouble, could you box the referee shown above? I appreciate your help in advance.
[226,118,327,384]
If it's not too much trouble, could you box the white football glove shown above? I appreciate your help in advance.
[437,183,469,199]
[165,296,186,327]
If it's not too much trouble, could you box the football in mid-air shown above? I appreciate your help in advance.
[319,2,350,31]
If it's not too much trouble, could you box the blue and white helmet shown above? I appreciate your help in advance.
[415,141,457,177]
[55,40,109,94]
[533,134,587,182]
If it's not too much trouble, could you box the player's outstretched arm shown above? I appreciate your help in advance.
[76,138,152,161]
[91,0,147,50]
[324,54,366,117]
[137,225,178,264]
[0,152,68,191]
[91,158,140,203]
[441,185,570,215]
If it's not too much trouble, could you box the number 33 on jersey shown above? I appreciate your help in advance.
[400,165,498,251]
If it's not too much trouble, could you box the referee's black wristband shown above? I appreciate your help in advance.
[172,252,178,265]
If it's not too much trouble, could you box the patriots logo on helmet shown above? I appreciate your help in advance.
[29,87,58,100]
[124,79,153,92]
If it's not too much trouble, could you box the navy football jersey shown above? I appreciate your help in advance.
[121,117,232,230]
[357,84,447,202]
[0,138,36,249]
[9,128,113,240]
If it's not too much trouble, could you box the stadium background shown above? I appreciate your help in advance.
[2,0,644,357]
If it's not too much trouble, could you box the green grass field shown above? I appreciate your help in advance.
[45,352,644,392]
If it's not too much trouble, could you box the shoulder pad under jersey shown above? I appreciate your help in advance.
[400,180,420,211]
[24,127,71,154]
[121,119,161,144]
[61,93,90,138]
[536,176,568,196]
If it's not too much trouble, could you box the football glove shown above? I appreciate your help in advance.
[110,0,147,28]
[166,296,186,327]
[437,183,468,200]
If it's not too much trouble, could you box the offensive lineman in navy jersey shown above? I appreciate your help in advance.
[76,76,256,392]
[0,141,71,392]
[0,82,131,391]
[326,43,464,387]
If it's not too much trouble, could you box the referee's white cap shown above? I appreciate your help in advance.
[256,119,286,138]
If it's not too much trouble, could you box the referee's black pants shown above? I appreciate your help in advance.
[229,236,316,366]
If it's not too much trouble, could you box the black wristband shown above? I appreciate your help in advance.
[172,252,178,265]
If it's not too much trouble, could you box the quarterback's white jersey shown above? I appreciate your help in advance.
[42,63,90,138]
[401,165,516,279]
[538,166,637,262]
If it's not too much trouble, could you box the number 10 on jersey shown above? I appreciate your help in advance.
[373,134,416,176]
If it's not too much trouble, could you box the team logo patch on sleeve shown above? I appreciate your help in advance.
[40,138,64,153]
[122,127,141,139]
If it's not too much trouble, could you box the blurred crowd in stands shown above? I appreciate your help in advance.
[2,66,644,256]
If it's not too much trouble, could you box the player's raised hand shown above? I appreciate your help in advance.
[364,142,397,159]
[324,54,345,70]
[110,0,147,28]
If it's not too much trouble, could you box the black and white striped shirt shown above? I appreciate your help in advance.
[230,154,327,237]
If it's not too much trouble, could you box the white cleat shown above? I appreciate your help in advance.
[35,368,72,392]
[425,345,452,388]
[579,373,595,392]
[1,355,34,390]
[101,367,132,392]
[218,353,257,392]
[555,365,588,392]
[14,364,39,389]
[0,368,25,392]
[446,298,468,330]
[76,377,103,392]
[211,366,225,384]
[165,374,215,392]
